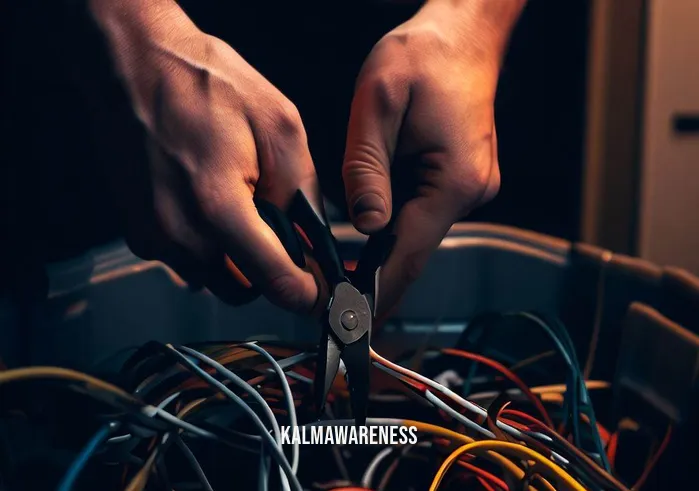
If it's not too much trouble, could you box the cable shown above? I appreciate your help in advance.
[519,425,629,490]
[505,313,581,442]
[507,312,611,471]
[441,348,554,428]
[163,345,302,491]
[124,433,171,491]
[631,426,672,490]
[174,345,286,490]
[242,342,300,474]
[361,447,394,488]
[0,366,224,446]
[174,436,214,491]
[455,460,509,491]
[0,366,134,400]
[429,441,587,491]
[371,349,559,450]
[371,361,498,439]
[308,418,542,491]
[241,342,301,491]
[583,250,612,379]
[57,424,114,491]
[376,443,432,491]
[324,405,350,482]
[477,476,498,491]
[466,380,610,402]
[509,350,556,372]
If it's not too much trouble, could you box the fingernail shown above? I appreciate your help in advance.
[352,193,387,220]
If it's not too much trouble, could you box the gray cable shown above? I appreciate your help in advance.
[361,447,394,488]
[147,407,220,441]
[242,342,299,474]
[258,445,269,491]
[175,436,214,491]
[164,345,301,491]
[177,346,286,490]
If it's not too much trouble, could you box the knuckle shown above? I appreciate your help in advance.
[359,70,406,117]
[442,173,485,214]
[480,164,501,205]
[270,99,304,138]
[444,142,499,212]
[196,191,230,227]
[267,272,306,310]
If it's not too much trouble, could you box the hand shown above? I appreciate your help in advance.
[89,0,320,312]
[342,0,524,315]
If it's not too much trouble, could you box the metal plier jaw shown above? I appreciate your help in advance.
[255,189,394,426]
[315,281,372,426]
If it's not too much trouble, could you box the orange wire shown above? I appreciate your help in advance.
[444,349,555,429]
[632,426,672,490]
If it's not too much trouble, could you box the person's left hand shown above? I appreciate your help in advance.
[342,0,525,316]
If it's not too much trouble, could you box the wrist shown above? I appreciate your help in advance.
[417,0,526,67]
[88,0,204,126]
[88,0,202,81]
[89,0,200,45]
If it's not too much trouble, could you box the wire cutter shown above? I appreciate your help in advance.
[254,189,394,425]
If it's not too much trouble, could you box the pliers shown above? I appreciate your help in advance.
[254,189,394,425]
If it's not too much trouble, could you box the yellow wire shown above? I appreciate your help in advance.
[408,421,546,491]
[429,440,586,491]
[0,366,135,399]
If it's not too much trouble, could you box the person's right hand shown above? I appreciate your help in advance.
[89,0,320,312]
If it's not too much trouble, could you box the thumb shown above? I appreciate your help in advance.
[342,72,409,234]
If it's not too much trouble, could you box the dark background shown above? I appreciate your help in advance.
[0,0,590,291]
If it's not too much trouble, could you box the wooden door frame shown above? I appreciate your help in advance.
[581,0,648,254]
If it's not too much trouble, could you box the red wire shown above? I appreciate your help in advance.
[500,408,547,429]
[607,431,619,467]
[443,348,555,429]
[476,476,499,491]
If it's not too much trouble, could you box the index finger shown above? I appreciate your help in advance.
[210,194,320,313]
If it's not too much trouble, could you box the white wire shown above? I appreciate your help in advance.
[165,345,300,491]
[178,346,283,451]
[371,361,495,438]
[176,345,289,491]
[374,442,431,491]
[371,351,576,465]
[242,342,299,474]
[307,418,404,427]
[371,349,523,436]
[360,447,394,488]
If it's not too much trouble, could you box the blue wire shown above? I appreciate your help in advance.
[511,312,611,471]
[57,424,112,491]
